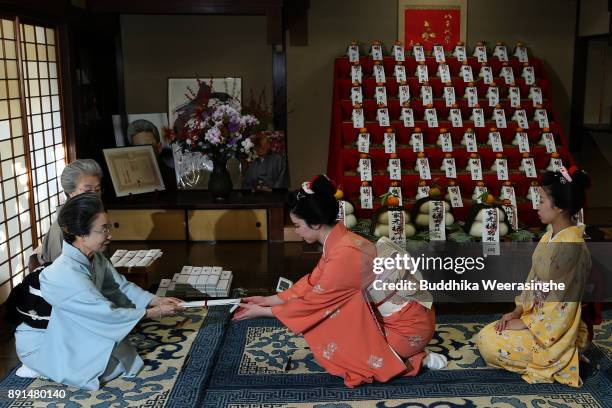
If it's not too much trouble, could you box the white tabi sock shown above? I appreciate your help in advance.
[423,351,447,370]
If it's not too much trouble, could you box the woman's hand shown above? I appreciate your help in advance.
[495,308,522,332]
[149,295,184,307]
[231,303,274,321]
[503,318,528,331]
[242,295,284,307]
[146,304,184,320]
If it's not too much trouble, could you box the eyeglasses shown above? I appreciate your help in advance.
[91,224,112,235]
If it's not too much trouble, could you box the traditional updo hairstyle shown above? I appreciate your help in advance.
[288,174,339,228]
[541,166,591,217]
[58,193,105,243]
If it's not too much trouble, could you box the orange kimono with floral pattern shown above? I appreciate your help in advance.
[272,224,434,387]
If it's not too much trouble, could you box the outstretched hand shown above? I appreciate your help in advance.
[146,303,183,319]
[232,303,273,321]
[241,295,284,307]
[150,296,184,307]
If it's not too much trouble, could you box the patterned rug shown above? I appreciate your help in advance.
[200,312,612,408]
[1,309,609,408]
[0,306,231,408]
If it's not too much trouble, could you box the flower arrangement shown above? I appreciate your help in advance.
[169,79,260,162]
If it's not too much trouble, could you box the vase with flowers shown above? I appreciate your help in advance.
[169,81,259,200]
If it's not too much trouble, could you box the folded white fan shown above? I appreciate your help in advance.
[179,298,241,308]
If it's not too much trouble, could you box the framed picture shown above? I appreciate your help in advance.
[103,145,165,197]
[168,77,242,190]
[111,113,170,148]
[398,0,467,51]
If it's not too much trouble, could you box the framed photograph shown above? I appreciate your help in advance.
[112,113,170,148]
[103,145,165,197]
[168,77,242,190]
[398,0,467,51]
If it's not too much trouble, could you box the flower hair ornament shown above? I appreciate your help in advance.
[297,175,337,200]
[296,178,316,201]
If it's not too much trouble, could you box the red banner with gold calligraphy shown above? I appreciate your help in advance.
[403,7,461,51]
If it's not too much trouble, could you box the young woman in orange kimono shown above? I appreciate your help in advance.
[233,175,445,387]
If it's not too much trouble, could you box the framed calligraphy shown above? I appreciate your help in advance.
[398,0,467,51]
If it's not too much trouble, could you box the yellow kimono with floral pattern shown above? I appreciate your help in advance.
[477,226,591,387]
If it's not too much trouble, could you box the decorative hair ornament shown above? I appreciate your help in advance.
[559,165,572,184]
[298,175,337,201]
[301,181,315,194]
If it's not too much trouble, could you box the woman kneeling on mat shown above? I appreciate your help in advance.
[14,193,184,390]
[476,167,592,387]
[233,175,446,387]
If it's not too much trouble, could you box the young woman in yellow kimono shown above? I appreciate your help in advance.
[476,167,592,387]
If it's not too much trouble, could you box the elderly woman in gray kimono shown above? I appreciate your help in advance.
[39,159,104,263]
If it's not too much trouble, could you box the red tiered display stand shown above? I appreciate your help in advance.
[327,51,574,229]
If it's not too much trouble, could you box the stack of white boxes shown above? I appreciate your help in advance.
[111,249,163,267]
[158,266,233,298]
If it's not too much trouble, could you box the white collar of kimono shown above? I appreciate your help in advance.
[62,241,93,266]
[321,223,341,258]
[322,229,331,258]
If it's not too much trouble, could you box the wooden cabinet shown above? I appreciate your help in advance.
[104,190,286,242]
[188,209,267,241]
[107,209,186,240]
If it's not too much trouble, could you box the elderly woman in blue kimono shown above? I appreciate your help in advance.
[14,193,183,390]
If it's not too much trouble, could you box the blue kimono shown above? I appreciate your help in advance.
[15,242,154,390]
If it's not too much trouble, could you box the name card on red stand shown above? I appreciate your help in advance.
[347,44,359,62]
[509,87,521,108]
[377,108,390,127]
[351,86,363,105]
[410,132,424,152]
[360,186,373,209]
[444,86,456,107]
[417,157,432,180]
[425,108,439,128]
[389,210,406,248]
[375,86,388,106]
[388,158,402,180]
[469,156,483,180]
[352,108,364,128]
[402,107,415,127]
[393,44,405,62]
[357,132,370,153]
[429,201,446,241]
[351,65,362,83]
[448,185,463,207]
[359,158,372,181]
[373,64,386,83]
[384,131,396,154]
[399,85,411,105]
